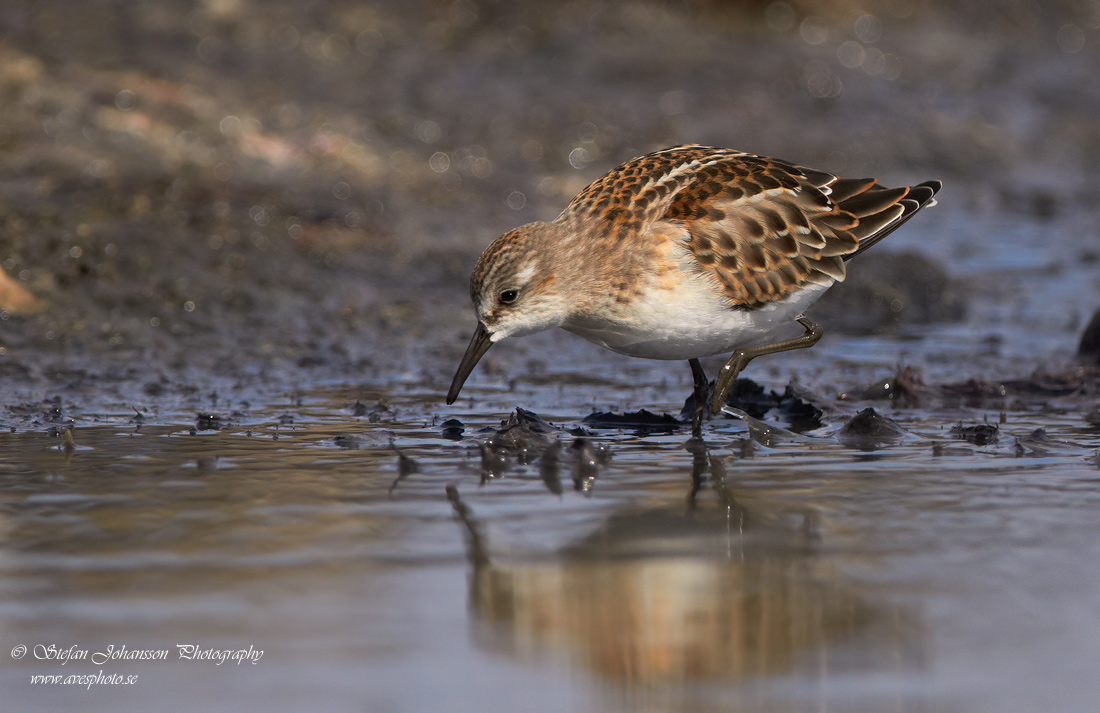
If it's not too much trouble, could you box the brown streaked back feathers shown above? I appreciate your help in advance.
[563,145,940,307]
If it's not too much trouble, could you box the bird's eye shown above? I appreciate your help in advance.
[499,289,519,304]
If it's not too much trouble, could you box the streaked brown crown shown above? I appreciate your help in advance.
[469,226,524,304]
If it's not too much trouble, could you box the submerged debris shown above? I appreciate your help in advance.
[195,412,222,431]
[471,408,567,482]
[582,409,680,434]
[680,377,825,432]
[469,409,613,490]
[951,422,999,446]
[8,398,76,429]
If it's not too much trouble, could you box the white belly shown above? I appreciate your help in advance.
[562,276,832,361]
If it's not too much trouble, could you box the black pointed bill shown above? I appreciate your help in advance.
[446,322,493,404]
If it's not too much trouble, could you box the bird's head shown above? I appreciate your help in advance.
[446,222,570,404]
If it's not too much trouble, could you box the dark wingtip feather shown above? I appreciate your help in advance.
[840,186,909,218]
[844,179,941,260]
[827,177,878,203]
[906,180,942,208]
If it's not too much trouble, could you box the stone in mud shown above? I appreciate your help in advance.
[836,407,907,449]
[440,418,465,440]
[495,408,559,441]
[490,408,562,463]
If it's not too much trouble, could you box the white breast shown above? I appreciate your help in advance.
[562,253,833,361]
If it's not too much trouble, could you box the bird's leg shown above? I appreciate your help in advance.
[688,357,709,440]
[709,318,824,415]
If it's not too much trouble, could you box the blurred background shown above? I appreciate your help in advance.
[4,4,1100,713]
[1,0,1098,391]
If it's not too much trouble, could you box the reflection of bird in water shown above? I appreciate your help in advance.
[447,476,920,684]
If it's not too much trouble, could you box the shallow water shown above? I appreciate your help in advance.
[3,358,1099,712]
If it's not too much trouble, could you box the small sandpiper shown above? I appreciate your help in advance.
[446,145,940,437]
